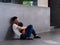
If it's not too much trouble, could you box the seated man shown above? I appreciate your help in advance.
[10,16,41,40]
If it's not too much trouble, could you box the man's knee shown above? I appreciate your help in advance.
[25,24,33,31]
[27,25,33,28]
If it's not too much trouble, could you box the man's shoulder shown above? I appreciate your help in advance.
[13,24,18,27]
[13,24,17,25]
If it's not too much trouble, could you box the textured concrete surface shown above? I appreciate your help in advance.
[0,29,60,45]
[0,3,50,41]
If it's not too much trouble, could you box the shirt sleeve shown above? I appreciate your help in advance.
[13,24,21,37]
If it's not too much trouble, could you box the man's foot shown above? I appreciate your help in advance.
[34,35,41,39]
[20,38,33,40]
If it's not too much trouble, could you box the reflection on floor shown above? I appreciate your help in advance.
[0,29,60,45]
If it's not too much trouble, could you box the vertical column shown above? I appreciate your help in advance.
[12,0,23,4]
[11,0,15,3]
[0,0,2,2]
[38,0,48,7]
[1,0,11,3]
[2,0,5,2]
[33,0,37,6]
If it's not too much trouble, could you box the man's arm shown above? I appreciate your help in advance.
[17,26,26,30]
[17,26,26,34]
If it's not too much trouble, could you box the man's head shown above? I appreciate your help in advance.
[10,16,19,24]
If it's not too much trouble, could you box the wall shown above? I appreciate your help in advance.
[0,3,50,41]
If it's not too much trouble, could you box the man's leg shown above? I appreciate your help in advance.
[26,25,41,38]
[32,29,37,36]
[20,25,33,40]
[30,25,41,38]
[20,25,41,40]
[25,25,33,37]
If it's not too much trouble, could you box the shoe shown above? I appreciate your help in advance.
[34,36,41,39]
[20,38,26,40]
[20,38,33,40]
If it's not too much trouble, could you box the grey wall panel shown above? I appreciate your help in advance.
[0,3,50,41]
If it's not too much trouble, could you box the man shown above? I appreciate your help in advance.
[10,16,41,40]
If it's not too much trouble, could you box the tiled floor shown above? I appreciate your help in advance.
[0,29,60,45]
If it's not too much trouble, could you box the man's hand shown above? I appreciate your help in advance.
[22,29,25,34]
[21,26,26,30]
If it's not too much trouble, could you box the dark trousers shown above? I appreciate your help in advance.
[20,25,36,39]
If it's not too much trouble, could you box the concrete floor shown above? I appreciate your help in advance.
[0,29,60,45]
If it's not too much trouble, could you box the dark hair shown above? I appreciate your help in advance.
[18,22,23,27]
[10,16,18,24]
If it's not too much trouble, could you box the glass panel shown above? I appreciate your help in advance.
[0,0,37,6]
[23,1,33,6]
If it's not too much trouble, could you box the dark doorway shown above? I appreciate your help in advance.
[48,0,60,28]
